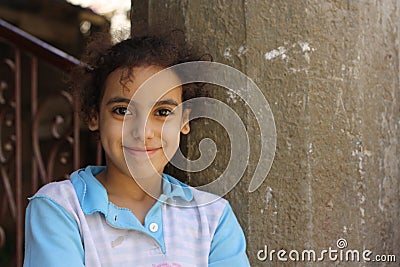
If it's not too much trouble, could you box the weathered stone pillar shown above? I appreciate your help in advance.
[132,1,400,265]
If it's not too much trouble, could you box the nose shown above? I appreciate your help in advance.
[129,115,155,141]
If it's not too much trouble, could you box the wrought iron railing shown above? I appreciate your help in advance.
[0,19,98,267]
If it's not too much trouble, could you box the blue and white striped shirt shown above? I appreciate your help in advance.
[24,166,250,266]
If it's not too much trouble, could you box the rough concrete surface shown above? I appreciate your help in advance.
[132,1,399,266]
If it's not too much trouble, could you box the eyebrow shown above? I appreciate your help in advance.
[155,99,179,107]
[106,97,179,107]
[106,97,130,105]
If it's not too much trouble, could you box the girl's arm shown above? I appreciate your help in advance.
[24,196,84,267]
[208,203,251,267]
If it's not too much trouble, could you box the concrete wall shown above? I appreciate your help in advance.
[132,1,400,266]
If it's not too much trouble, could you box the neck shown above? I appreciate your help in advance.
[97,164,163,202]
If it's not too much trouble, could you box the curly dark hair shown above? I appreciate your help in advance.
[71,32,207,123]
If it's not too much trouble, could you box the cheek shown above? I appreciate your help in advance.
[99,121,123,144]
[160,122,181,156]
[161,121,181,142]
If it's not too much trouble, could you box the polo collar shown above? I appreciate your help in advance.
[69,166,193,215]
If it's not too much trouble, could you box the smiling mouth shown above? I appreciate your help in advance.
[123,147,162,157]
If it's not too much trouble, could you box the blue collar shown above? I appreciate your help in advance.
[70,166,193,215]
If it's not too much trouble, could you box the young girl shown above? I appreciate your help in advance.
[23,34,250,266]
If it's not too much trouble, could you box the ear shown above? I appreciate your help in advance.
[88,112,99,131]
[180,108,191,135]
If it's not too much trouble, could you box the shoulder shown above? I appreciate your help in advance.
[30,179,82,220]
[186,187,232,232]
[33,179,75,202]
[31,165,105,209]
[162,173,228,209]
[190,186,228,212]
[162,173,229,219]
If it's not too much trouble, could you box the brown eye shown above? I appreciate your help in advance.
[155,108,173,117]
[112,106,132,115]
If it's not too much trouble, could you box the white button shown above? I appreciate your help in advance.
[149,222,158,232]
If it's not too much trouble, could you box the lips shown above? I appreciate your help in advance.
[123,146,162,157]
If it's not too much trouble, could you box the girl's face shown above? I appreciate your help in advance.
[89,65,190,180]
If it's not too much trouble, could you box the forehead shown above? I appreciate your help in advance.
[102,65,183,103]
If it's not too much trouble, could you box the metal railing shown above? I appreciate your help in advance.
[0,19,97,267]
